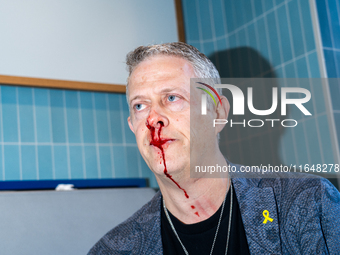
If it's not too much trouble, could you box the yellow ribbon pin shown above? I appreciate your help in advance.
[262,210,273,224]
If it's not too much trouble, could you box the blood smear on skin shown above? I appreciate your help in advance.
[146,120,189,199]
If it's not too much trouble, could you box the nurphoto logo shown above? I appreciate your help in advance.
[197,82,312,128]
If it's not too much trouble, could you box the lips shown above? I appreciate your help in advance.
[150,138,175,147]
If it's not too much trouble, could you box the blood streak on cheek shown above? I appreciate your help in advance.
[146,120,189,199]
[194,212,200,217]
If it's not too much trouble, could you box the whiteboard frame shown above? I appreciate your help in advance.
[0,0,185,93]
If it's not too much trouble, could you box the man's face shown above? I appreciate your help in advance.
[127,55,192,176]
[127,55,217,178]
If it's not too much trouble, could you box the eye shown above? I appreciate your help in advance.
[134,103,145,111]
[167,95,178,102]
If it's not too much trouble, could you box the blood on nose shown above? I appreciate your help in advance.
[146,109,169,130]
[146,112,164,141]
[145,119,189,199]
[146,120,165,147]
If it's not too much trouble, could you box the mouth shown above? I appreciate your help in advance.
[150,138,176,148]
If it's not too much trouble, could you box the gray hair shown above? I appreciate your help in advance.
[125,42,222,105]
[126,42,223,141]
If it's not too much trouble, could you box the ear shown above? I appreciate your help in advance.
[127,116,135,134]
[214,95,230,134]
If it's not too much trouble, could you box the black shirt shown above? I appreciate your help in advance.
[161,185,250,255]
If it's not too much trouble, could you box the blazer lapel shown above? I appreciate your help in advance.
[233,178,281,255]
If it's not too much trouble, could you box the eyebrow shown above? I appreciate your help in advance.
[159,87,177,93]
[129,87,189,105]
[129,95,148,105]
[160,87,189,97]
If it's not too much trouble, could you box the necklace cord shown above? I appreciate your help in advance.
[163,180,233,255]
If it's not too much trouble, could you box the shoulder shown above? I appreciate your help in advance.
[260,173,338,206]
[232,168,340,253]
[261,173,340,252]
[233,170,337,205]
[229,162,336,201]
[88,191,162,255]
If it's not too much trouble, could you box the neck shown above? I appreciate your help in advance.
[156,155,230,224]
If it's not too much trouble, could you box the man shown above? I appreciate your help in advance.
[89,42,340,254]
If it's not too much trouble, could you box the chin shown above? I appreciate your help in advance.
[162,161,186,175]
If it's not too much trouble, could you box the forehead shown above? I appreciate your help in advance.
[128,55,195,100]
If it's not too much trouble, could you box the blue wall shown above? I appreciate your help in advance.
[317,0,340,78]
[0,85,157,187]
[316,0,340,151]
[182,0,337,168]
[183,0,320,78]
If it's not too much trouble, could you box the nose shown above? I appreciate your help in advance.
[146,108,169,128]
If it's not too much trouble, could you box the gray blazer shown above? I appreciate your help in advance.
[88,172,340,254]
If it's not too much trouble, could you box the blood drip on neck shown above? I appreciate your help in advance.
[146,120,189,199]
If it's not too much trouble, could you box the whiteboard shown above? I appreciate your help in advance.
[0,0,178,85]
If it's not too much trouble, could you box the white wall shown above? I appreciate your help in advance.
[0,0,178,85]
